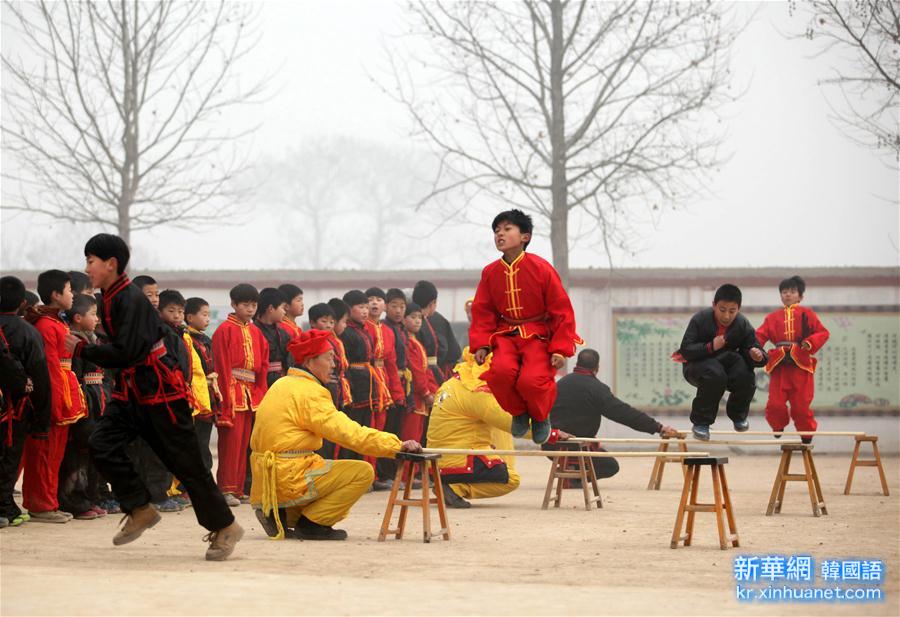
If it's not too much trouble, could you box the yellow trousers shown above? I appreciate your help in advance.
[489,427,516,471]
[284,459,374,527]
[448,467,521,500]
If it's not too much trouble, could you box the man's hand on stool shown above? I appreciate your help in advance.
[550,353,565,369]
[400,440,422,453]
[556,430,573,441]
[659,426,680,439]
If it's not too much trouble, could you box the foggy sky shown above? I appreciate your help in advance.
[1,1,897,272]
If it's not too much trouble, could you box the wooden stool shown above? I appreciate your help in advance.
[541,443,602,511]
[844,435,890,496]
[766,444,827,517]
[647,437,689,490]
[378,452,450,543]
[671,456,739,550]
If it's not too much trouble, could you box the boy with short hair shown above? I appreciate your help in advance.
[0,276,52,527]
[277,284,304,340]
[184,297,219,471]
[469,209,582,444]
[677,284,767,441]
[131,275,159,310]
[22,269,85,523]
[401,302,438,443]
[72,233,241,560]
[67,271,93,296]
[411,281,447,385]
[60,294,109,520]
[213,284,269,506]
[326,298,353,410]
[254,288,292,388]
[755,276,830,442]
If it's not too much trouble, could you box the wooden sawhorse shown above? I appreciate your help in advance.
[844,435,890,496]
[378,453,450,543]
[542,442,602,511]
[671,456,739,550]
[766,444,827,517]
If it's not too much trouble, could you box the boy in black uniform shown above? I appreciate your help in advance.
[253,288,292,388]
[676,284,767,441]
[67,234,241,561]
[0,276,51,528]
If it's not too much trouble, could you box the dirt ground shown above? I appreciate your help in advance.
[1,451,897,616]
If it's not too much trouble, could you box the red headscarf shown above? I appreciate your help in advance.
[287,329,333,364]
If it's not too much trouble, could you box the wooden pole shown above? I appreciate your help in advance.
[707,430,866,437]
[420,448,710,458]
[569,437,802,446]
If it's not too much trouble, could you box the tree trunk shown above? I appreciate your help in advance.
[548,0,570,287]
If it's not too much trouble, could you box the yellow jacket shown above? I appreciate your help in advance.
[250,368,401,509]
[183,331,211,416]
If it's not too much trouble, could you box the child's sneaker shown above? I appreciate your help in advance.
[692,424,710,441]
[90,505,108,517]
[152,499,183,513]
[510,414,530,437]
[29,510,70,523]
[733,419,750,432]
[801,435,813,444]
[74,509,99,520]
[10,512,29,526]
[99,499,121,514]
[172,494,192,509]
[530,418,552,444]
[0,517,8,528]
[223,493,241,507]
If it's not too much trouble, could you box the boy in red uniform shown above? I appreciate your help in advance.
[401,302,438,443]
[213,284,269,506]
[72,234,241,560]
[22,270,85,523]
[277,284,304,340]
[755,276,830,442]
[470,209,581,443]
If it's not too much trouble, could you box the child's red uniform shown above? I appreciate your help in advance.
[212,314,269,496]
[469,251,581,422]
[22,307,85,513]
[755,304,829,432]
[401,333,438,442]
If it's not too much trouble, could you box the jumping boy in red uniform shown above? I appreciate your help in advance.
[755,276,830,442]
[469,209,581,444]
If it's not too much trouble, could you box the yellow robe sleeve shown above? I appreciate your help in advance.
[300,386,402,459]
[185,331,211,415]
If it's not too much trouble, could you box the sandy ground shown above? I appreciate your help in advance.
[1,451,898,617]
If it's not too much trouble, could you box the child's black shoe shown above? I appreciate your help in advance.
[510,413,530,437]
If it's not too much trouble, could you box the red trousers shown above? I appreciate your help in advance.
[401,411,427,443]
[765,364,818,432]
[483,335,557,422]
[22,424,69,512]
[216,411,253,496]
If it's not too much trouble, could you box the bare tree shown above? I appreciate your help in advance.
[254,136,437,270]
[386,0,743,283]
[1,0,268,246]
[790,0,899,165]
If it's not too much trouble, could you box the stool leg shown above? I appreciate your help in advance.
[872,439,890,497]
[718,465,739,547]
[587,456,602,509]
[649,442,668,490]
[541,459,557,510]
[806,449,827,515]
[396,461,414,540]
[678,442,689,479]
[579,455,592,511]
[431,461,451,541]
[801,450,820,517]
[554,456,567,508]
[766,451,788,516]
[420,462,432,543]
[774,450,792,514]
[378,462,406,541]
[684,465,700,546]
[711,464,727,550]
[844,438,862,495]
[670,464,693,549]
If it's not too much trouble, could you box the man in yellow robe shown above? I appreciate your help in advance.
[250,329,421,540]
[427,348,568,508]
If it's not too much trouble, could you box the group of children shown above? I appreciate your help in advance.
[0,210,831,558]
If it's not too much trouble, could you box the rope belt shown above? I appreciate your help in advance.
[59,358,73,371]
[427,356,438,366]
[252,449,314,541]
[267,362,283,374]
[84,371,105,385]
